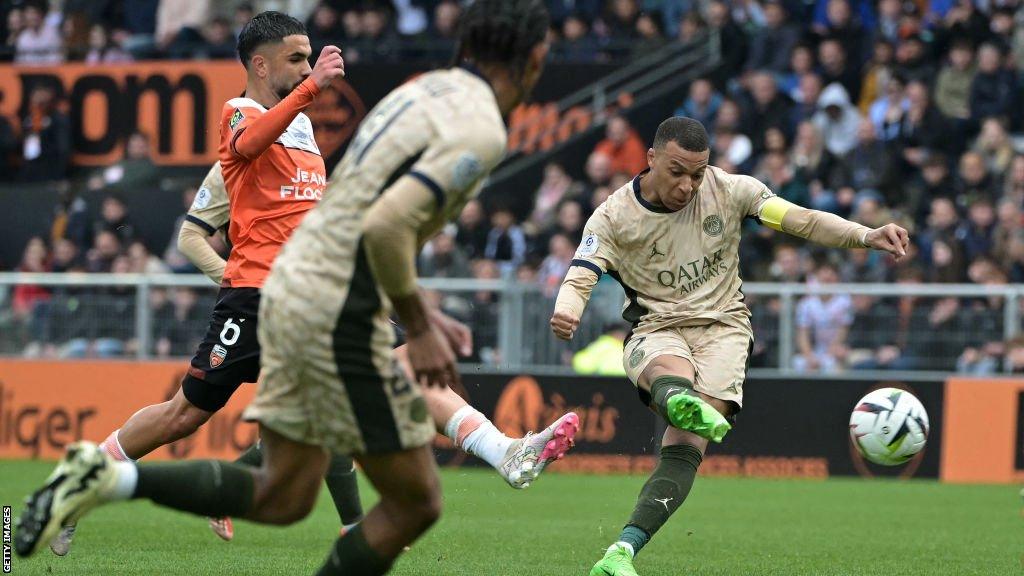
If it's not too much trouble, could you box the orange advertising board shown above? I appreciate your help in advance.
[0,360,256,461]
[0,62,365,167]
[941,378,1024,483]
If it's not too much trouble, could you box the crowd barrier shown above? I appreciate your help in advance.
[1,361,1018,484]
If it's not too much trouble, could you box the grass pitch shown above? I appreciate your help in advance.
[1,460,1020,575]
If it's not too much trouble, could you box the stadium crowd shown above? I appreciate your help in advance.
[4,0,1024,373]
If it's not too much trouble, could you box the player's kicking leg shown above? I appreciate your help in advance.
[590,355,732,576]
[396,344,579,488]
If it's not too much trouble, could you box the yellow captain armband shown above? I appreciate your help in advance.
[758,196,796,232]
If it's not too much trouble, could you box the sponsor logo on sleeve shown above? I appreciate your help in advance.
[576,233,599,257]
[191,187,211,210]
[451,152,484,191]
[229,108,244,130]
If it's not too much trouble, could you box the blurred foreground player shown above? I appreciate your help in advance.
[17,2,557,574]
[550,117,910,576]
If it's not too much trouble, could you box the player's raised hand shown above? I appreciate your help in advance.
[864,223,909,261]
[550,310,580,341]
[310,45,345,90]
[405,326,460,389]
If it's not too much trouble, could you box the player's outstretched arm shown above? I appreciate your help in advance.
[363,175,459,389]
[757,196,909,259]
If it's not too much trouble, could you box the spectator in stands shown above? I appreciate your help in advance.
[88,131,159,194]
[121,0,158,58]
[86,230,121,273]
[710,98,753,173]
[555,12,599,62]
[537,233,575,296]
[954,150,996,203]
[84,24,131,64]
[872,0,900,44]
[546,0,603,25]
[589,185,613,212]
[51,184,91,252]
[817,39,861,102]
[352,5,400,63]
[19,85,70,182]
[455,199,489,260]
[572,323,628,375]
[168,17,236,60]
[127,240,169,275]
[957,257,1008,372]
[892,80,952,176]
[3,6,25,61]
[154,287,208,357]
[856,39,894,113]
[987,8,1015,56]
[840,248,887,283]
[794,260,853,372]
[233,3,255,39]
[740,71,792,153]
[744,0,800,74]
[812,83,861,156]
[12,237,50,323]
[769,243,807,282]
[815,0,867,66]
[163,187,199,273]
[992,199,1023,273]
[14,1,62,64]
[756,151,809,207]
[933,40,975,130]
[94,195,136,246]
[790,120,844,195]
[918,197,963,273]
[788,71,823,132]
[1002,336,1024,374]
[422,0,461,61]
[971,116,1014,178]
[892,35,936,85]
[50,238,84,273]
[780,44,817,101]
[154,0,209,54]
[937,0,988,50]
[528,162,582,233]
[593,114,647,175]
[675,11,705,45]
[306,3,346,58]
[969,43,1016,132]
[583,150,613,196]
[601,0,639,42]
[705,0,748,83]
[419,229,471,278]
[632,12,666,57]
[906,154,953,227]
[675,78,721,130]
[469,258,501,362]
[1002,154,1024,205]
[869,73,906,141]
[484,207,527,275]
[955,198,996,263]
[842,118,894,197]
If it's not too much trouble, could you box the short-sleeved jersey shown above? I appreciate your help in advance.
[572,165,775,337]
[218,97,326,288]
[184,162,229,236]
[265,67,506,313]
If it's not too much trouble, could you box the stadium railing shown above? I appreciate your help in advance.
[0,272,1020,378]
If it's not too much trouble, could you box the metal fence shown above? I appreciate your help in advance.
[1,272,1022,376]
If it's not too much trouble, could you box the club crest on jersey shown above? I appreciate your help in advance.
[229,109,244,130]
[628,347,646,369]
[703,215,724,237]
[576,233,599,257]
[210,344,228,368]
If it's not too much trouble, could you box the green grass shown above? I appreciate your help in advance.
[2,460,1021,575]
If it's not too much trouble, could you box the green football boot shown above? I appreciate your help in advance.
[665,391,731,443]
[589,544,639,576]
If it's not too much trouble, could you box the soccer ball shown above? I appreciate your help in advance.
[849,387,930,466]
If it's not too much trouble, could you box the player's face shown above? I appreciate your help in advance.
[265,34,313,100]
[647,141,709,211]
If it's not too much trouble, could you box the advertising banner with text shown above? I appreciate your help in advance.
[0,361,951,481]
[941,377,1024,484]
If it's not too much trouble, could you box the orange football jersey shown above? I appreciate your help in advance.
[218,79,325,288]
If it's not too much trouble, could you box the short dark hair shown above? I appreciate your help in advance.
[456,0,549,78]
[237,11,306,69]
[653,116,709,152]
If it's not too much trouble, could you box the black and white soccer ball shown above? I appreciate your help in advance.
[849,387,930,466]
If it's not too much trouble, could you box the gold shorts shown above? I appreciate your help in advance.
[623,323,752,408]
[243,291,435,456]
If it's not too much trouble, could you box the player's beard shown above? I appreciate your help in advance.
[274,78,304,101]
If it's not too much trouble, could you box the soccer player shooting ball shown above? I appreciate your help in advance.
[550,116,909,576]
